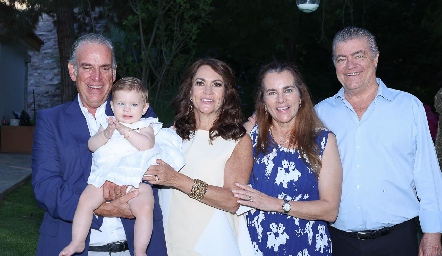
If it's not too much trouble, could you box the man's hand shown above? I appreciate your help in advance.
[94,189,139,219]
[103,181,128,201]
[419,233,442,256]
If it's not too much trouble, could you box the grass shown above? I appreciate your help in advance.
[0,179,44,256]
[0,178,428,256]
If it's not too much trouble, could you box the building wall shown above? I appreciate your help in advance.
[0,42,28,122]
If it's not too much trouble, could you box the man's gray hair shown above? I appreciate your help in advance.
[332,26,379,63]
[69,33,117,75]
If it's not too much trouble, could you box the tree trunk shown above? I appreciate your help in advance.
[55,2,76,103]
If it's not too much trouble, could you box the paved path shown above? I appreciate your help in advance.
[0,153,32,201]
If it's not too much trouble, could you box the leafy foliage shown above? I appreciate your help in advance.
[195,0,442,114]
[105,0,213,123]
[2,0,441,118]
[0,1,41,43]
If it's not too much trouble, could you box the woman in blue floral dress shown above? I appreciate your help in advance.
[234,61,342,255]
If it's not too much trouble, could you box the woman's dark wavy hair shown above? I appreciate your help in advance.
[254,61,325,176]
[173,58,246,141]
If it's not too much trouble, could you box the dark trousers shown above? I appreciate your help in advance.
[330,220,418,256]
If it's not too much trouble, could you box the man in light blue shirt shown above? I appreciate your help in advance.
[315,26,442,256]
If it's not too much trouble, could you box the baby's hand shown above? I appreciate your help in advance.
[114,121,124,134]
[104,117,117,139]
[107,117,117,126]
[115,122,131,138]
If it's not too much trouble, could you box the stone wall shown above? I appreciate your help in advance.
[27,13,61,118]
[27,11,107,118]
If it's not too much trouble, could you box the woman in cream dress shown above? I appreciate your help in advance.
[144,58,253,256]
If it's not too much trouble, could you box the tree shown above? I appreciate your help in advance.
[6,0,442,115]
[0,1,40,43]
[54,0,76,103]
[12,0,106,103]
[194,0,442,111]
[106,0,213,122]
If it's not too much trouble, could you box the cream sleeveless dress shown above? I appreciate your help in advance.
[159,130,253,256]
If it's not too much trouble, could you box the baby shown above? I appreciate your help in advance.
[60,77,184,256]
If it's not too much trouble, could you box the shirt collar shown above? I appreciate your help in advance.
[332,78,393,104]
[78,95,108,136]
[77,94,107,119]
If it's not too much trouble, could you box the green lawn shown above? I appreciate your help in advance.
[0,179,44,256]
[0,178,427,256]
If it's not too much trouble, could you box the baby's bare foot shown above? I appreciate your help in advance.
[59,241,85,256]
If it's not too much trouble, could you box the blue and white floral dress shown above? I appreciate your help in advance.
[246,125,332,256]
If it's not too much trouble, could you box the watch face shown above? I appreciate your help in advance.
[283,201,291,213]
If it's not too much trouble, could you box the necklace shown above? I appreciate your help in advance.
[270,125,291,145]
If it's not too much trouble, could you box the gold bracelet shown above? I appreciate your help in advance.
[124,128,132,139]
[188,179,208,201]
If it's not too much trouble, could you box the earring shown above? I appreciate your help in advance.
[189,103,193,113]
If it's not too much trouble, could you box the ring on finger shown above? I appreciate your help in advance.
[249,196,253,202]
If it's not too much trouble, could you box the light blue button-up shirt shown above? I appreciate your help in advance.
[315,78,442,233]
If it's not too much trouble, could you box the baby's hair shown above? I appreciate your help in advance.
[112,77,149,103]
